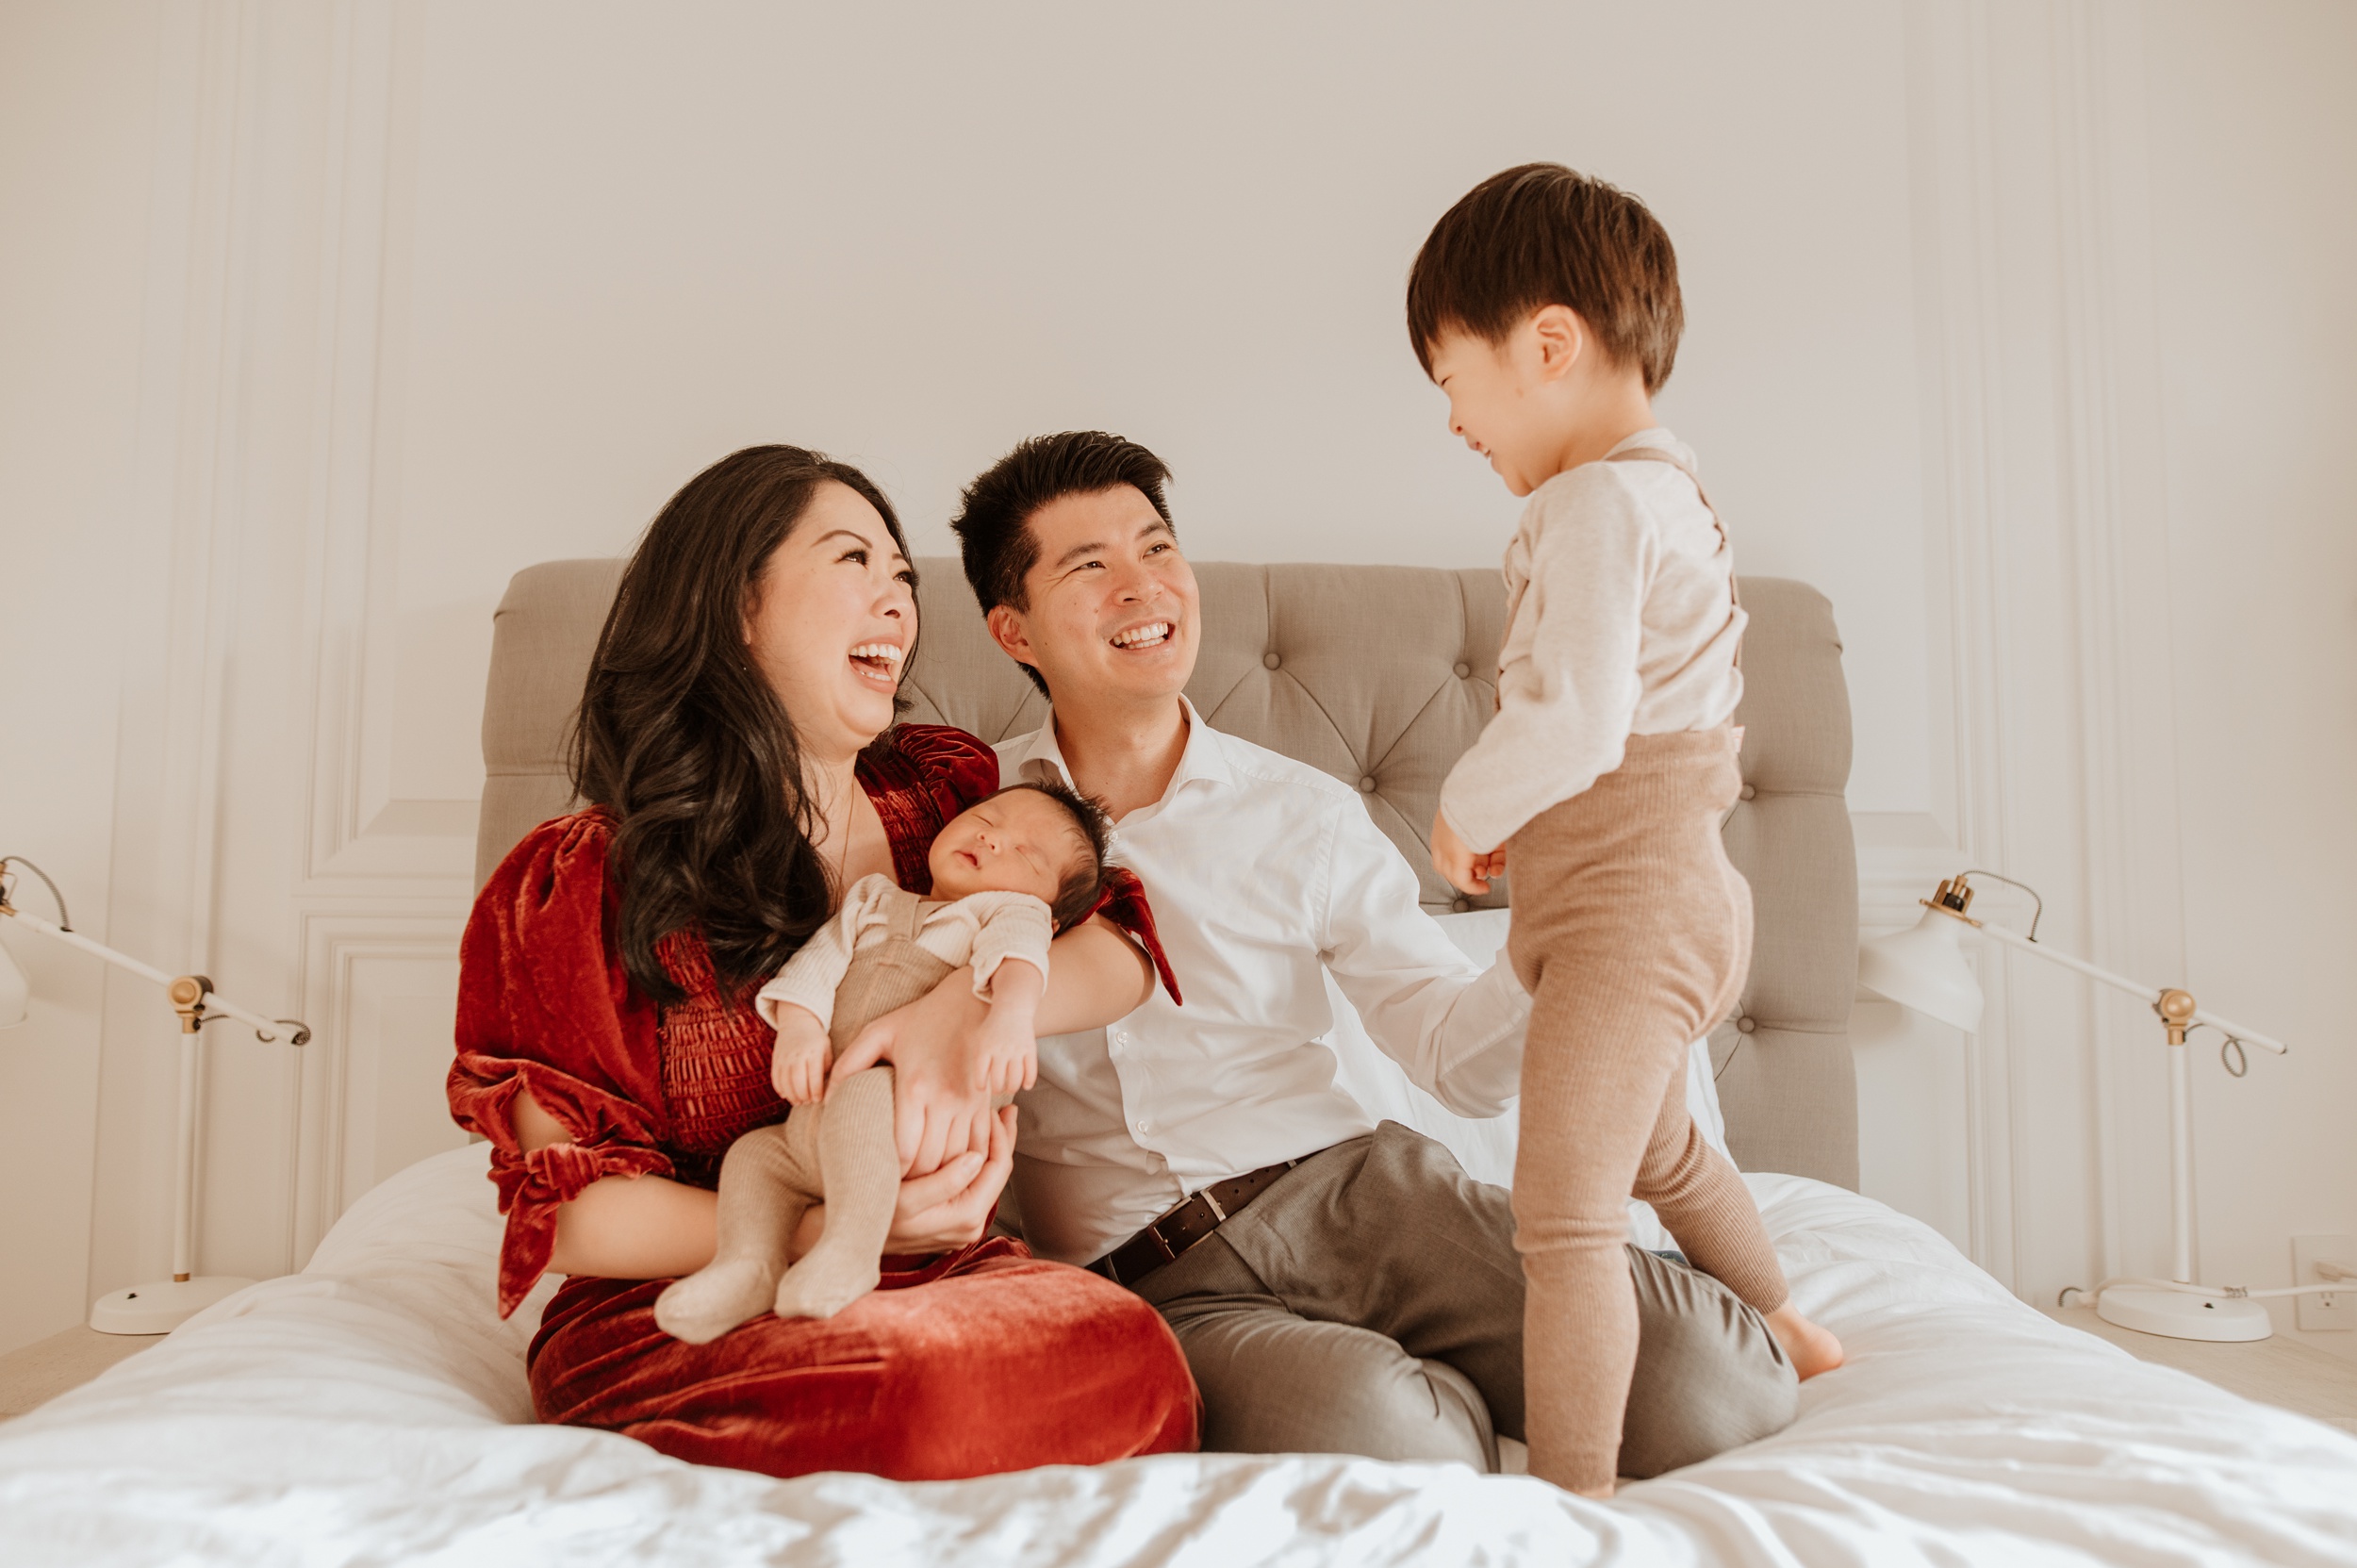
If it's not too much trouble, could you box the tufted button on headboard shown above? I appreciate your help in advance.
[477,556,1859,1187]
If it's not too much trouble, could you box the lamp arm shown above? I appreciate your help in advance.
[0,904,302,1046]
[1971,918,2287,1054]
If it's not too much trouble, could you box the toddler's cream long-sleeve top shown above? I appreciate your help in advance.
[753,872,1054,1032]
[1439,428,1745,855]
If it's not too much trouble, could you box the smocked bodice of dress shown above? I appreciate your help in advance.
[654,934,786,1183]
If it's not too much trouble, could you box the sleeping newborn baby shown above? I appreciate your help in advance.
[653,780,1113,1343]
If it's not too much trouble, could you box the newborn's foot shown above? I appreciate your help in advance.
[654,1258,779,1345]
[771,1250,881,1320]
[1766,1303,1846,1380]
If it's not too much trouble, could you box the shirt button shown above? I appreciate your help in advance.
[1739,783,1757,801]
[1737,1015,1758,1034]
[1262,652,1280,669]
[1135,1120,1150,1133]
[1451,897,1471,913]
[1454,662,1472,679]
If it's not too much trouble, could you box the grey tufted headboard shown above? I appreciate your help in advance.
[476,558,1859,1187]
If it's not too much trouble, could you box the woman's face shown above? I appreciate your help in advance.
[744,481,916,767]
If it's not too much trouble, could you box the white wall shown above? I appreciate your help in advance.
[385,0,1929,815]
[0,0,164,1356]
[2146,0,2357,1352]
[0,0,2349,1368]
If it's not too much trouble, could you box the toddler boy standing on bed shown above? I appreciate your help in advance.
[1408,163,1844,1495]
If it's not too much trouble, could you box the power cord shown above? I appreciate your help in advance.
[0,855,73,929]
[2059,1270,2356,1308]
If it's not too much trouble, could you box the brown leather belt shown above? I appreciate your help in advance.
[1088,1157,1304,1288]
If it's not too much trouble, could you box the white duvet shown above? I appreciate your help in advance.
[4,1144,2352,1567]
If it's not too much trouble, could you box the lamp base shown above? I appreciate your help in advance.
[88,1275,255,1335]
[2096,1284,2273,1343]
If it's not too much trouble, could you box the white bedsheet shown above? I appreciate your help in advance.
[4,1144,2352,1567]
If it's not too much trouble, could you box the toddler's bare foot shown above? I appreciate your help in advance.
[1766,1302,1845,1379]
[771,1251,881,1320]
[654,1257,780,1345]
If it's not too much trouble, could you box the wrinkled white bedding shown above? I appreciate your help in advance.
[4,1144,2352,1567]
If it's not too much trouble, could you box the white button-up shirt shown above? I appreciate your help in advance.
[999,699,1531,1265]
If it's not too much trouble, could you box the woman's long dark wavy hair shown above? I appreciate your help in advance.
[571,445,917,1004]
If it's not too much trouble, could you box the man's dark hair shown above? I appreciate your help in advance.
[1406,162,1683,394]
[985,780,1114,930]
[949,431,1175,696]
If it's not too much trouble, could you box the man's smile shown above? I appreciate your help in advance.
[1109,619,1175,652]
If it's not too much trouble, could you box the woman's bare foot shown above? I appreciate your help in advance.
[1766,1303,1845,1379]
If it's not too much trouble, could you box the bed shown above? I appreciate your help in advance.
[3,559,2351,1566]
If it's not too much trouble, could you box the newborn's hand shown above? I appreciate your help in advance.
[770,1009,832,1105]
[1430,808,1505,896]
[971,1010,1039,1098]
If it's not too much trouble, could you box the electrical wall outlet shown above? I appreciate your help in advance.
[2292,1235,2356,1331]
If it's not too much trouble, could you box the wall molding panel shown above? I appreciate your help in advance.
[298,0,471,890]
[289,912,470,1263]
[87,0,479,1298]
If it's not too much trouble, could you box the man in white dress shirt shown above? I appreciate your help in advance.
[947,432,1795,1476]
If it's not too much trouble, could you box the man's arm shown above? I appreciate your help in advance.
[1319,801,1530,1116]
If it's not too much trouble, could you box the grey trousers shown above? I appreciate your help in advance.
[1131,1121,1797,1477]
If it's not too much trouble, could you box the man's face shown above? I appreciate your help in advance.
[988,486,1199,709]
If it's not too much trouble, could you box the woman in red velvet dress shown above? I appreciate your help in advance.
[446,445,1197,1480]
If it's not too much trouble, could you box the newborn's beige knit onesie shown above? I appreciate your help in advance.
[653,882,1045,1343]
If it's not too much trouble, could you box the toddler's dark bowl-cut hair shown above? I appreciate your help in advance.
[984,779,1114,931]
[1406,162,1684,394]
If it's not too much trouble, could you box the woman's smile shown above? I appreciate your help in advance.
[849,639,904,687]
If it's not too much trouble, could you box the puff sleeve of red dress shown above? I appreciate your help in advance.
[447,810,673,1317]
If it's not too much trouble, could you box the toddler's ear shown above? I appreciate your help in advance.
[1529,304,1588,380]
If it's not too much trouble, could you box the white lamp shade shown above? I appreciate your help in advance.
[1859,906,1984,1032]
[0,934,27,1029]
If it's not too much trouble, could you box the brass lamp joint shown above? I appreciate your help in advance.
[168,975,214,1034]
[2155,987,2198,1048]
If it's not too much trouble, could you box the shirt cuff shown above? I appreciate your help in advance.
[1431,958,1532,1116]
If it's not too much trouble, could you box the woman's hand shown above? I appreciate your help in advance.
[790,1103,1017,1261]
[828,973,995,1177]
[886,1102,1017,1252]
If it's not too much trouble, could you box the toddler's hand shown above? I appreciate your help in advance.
[1430,809,1506,896]
[770,1008,832,1105]
[970,1009,1039,1098]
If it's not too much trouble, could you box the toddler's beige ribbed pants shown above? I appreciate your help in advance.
[1506,725,1790,1493]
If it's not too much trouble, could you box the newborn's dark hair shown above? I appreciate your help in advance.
[986,780,1113,931]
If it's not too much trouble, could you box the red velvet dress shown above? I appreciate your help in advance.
[446,724,1198,1481]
